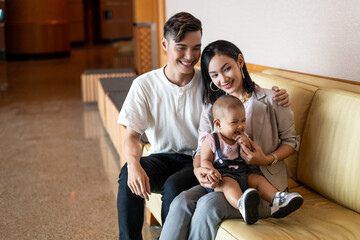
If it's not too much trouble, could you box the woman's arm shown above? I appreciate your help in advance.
[240,139,295,166]
[241,87,298,166]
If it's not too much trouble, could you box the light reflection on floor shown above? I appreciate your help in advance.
[0,44,161,240]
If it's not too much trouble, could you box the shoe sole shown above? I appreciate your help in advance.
[272,196,303,219]
[243,190,260,225]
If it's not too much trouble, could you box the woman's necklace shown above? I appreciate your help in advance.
[240,92,251,103]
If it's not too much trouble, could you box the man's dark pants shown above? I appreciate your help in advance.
[117,153,198,240]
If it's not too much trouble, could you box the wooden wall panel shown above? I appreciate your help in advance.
[0,0,5,51]
[68,0,85,43]
[5,0,70,55]
[155,0,166,68]
[133,0,155,23]
[0,27,5,51]
[0,0,5,94]
[99,0,133,40]
[134,24,152,75]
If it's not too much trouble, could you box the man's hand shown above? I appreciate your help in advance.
[272,86,290,107]
[124,127,150,200]
[127,162,151,200]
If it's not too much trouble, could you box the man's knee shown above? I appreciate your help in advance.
[162,180,181,201]
[170,190,197,212]
[162,170,194,200]
[196,192,223,217]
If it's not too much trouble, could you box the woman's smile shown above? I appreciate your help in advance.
[222,80,234,89]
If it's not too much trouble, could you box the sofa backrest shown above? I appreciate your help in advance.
[298,89,360,213]
[250,73,318,180]
[263,69,360,94]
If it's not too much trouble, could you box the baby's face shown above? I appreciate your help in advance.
[218,106,246,142]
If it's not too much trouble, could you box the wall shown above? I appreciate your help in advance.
[165,0,360,82]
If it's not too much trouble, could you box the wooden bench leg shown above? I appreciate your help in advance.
[146,207,160,226]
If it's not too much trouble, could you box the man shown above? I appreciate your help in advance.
[117,12,203,240]
[117,12,289,240]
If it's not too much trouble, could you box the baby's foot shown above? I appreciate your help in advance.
[237,188,260,225]
[271,192,303,218]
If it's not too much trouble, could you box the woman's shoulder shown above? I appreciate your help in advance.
[254,85,276,103]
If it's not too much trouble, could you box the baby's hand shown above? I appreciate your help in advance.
[206,168,221,188]
[236,134,253,151]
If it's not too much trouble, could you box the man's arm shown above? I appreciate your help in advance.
[124,127,151,200]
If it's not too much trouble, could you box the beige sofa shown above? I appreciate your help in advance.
[89,68,360,239]
[144,70,360,239]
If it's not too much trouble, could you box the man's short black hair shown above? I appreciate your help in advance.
[163,12,202,42]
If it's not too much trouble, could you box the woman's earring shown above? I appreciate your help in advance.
[241,68,245,80]
[210,82,220,92]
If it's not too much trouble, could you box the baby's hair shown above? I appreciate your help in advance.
[212,95,245,119]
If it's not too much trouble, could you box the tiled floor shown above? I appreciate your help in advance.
[0,44,161,239]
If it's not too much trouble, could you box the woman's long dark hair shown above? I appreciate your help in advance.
[201,40,255,105]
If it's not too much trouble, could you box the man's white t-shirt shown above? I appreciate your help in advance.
[118,66,203,156]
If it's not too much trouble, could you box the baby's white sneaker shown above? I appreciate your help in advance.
[237,188,260,225]
[271,192,303,218]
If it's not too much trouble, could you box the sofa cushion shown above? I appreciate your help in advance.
[263,69,360,94]
[298,89,360,213]
[250,73,318,180]
[146,193,163,225]
[216,186,360,240]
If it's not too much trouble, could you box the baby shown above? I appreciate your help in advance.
[201,95,303,224]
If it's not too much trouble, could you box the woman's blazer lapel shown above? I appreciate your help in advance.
[251,87,267,144]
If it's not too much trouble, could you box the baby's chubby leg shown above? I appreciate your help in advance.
[215,176,261,225]
[248,173,277,203]
[214,176,242,209]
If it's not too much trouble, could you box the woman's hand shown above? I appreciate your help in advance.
[194,167,220,189]
[127,162,151,200]
[235,133,252,151]
[240,138,270,166]
[272,86,290,107]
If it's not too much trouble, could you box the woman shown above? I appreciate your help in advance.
[160,40,300,240]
